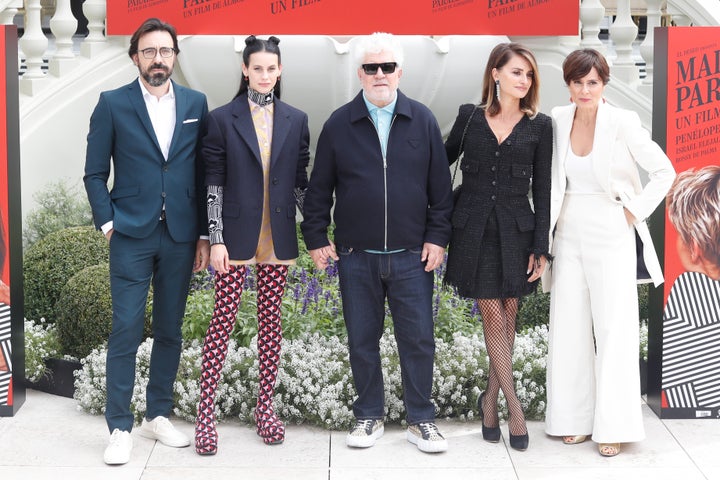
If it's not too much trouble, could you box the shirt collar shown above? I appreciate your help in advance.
[362,91,396,116]
[138,78,175,100]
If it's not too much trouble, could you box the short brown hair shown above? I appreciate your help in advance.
[667,165,720,269]
[562,49,610,85]
[481,43,541,118]
[128,18,179,59]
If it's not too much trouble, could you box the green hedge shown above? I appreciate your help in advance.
[23,226,108,322]
[55,262,152,359]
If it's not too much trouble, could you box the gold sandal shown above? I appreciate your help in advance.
[562,435,588,445]
[599,443,620,457]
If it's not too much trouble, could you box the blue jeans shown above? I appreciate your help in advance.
[337,246,436,424]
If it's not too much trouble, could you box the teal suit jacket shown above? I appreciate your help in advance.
[84,79,209,242]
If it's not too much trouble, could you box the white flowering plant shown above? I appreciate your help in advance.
[72,248,550,428]
[74,325,550,428]
[640,320,648,362]
[24,319,61,382]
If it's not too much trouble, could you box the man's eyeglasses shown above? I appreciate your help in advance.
[139,47,176,59]
[361,62,398,75]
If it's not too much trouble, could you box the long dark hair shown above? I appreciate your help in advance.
[481,42,540,118]
[235,35,282,99]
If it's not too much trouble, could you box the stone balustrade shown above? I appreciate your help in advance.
[5,0,720,100]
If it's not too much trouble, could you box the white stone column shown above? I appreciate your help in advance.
[638,0,663,95]
[580,0,606,52]
[81,0,106,57]
[667,4,691,26]
[19,0,48,95]
[49,0,78,76]
[0,0,23,25]
[609,0,640,85]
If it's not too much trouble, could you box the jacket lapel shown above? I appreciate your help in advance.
[549,104,574,228]
[270,100,291,169]
[591,101,616,194]
[127,81,163,160]
[167,80,185,161]
[232,97,263,166]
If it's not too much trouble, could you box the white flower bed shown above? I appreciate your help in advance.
[74,327,550,428]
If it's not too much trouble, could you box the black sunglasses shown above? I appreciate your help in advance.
[361,62,398,75]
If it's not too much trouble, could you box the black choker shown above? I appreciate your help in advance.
[247,88,274,106]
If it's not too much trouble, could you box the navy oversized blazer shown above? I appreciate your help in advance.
[202,93,310,261]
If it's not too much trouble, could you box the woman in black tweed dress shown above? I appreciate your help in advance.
[444,43,552,451]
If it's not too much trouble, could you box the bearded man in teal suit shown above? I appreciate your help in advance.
[84,18,210,466]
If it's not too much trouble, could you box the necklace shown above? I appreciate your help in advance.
[247,87,274,106]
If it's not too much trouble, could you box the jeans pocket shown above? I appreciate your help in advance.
[337,245,354,256]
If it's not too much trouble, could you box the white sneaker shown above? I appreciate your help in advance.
[346,419,384,448]
[104,429,132,465]
[407,422,448,453]
[138,416,190,448]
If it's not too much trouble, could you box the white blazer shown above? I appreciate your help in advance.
[541,101,676,292]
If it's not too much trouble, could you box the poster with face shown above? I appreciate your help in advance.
[0,25,11,408]
[0,25,22,415]
[650,26,720,419]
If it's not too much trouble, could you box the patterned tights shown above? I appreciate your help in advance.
[195,264,288,453]
[478,297,527,436]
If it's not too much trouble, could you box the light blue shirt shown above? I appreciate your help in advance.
[363,92,397,158]
[362,92,403,254]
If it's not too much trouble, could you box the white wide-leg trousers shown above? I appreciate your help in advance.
[545,193,645,443]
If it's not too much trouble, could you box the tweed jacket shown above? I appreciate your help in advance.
[444,104,553,296]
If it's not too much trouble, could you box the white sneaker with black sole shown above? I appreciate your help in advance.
[407,422,448,453]
[346,418,384,448]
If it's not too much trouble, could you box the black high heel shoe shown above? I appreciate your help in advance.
[509,432,529,451]
[477,391,501,443]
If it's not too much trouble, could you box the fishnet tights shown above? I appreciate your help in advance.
[478,298,527,436]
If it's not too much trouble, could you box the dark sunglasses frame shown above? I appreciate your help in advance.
[361,62,398,75]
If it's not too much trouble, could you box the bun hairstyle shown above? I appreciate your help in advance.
[236,35,282,99]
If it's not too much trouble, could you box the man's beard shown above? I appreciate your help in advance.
[140,63,171,87]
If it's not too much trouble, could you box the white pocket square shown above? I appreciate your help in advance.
[183,118,198,124]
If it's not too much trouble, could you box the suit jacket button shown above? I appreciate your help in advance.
[161,192,166,198]
[163,166,169,172]
[275,207,281,213]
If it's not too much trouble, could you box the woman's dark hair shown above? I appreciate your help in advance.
[236,35,282,99]
[128,18,179,59]
[481,42,541,118]
[562,49,611,85]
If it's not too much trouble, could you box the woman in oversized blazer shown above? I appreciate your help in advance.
[194,35,310,454]
[541,49,675,457]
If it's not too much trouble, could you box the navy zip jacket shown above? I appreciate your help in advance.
[302,90,452,251]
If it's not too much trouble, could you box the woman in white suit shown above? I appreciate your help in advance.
[541,49,675,457]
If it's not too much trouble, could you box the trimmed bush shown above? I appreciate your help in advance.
[55,262,152,359]
[23,226,109,322]
[517,288,550,331]
[23,179,93,248]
